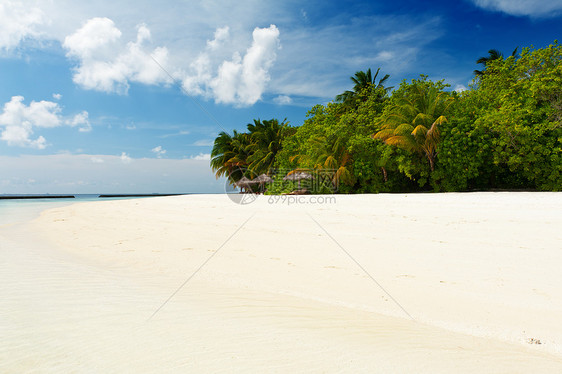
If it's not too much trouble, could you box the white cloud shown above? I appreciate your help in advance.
[207,26,230,51]
[0,95,92,148]
[0,2,446,103]
[91,157,104,163]
[214,25,280,106]
[0,126,47,149]
[190,152,210,160]
[63,17,171,94]
[151,145,166,158]
[273,95,292,105]
[182,25,280,106]
[66,111,92,132]
[470,0,562,17]
[0,96,62,149]
[120,152,132,163]
[0,1,45,51]
[181,26,230,97]
[52,93,62,100]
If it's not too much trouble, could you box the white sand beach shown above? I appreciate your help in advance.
[2,192,562,372]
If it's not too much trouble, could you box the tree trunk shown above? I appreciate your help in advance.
[381,167,388,182]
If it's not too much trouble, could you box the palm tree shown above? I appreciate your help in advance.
[474,48,518,76]
[246,118,289,176]
[290,135,354,188]
[335,68,391,107]
[373,84,454,172]
[211,118,289,184]
[210,130,250,184]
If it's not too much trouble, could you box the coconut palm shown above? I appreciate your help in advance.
[474,48,518,76]
[290,135,354,188]
[335,68,391,106]
[246,118,289,176]
[210,130,251,184]
[373,84,454,172]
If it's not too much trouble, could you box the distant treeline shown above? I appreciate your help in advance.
[212,42,562,193]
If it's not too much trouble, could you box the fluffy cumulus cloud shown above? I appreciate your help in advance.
[470,0,562,17]
[66,111,91,132]
[63,17,171,93]
[0,96,58,149]
[1,5,280,105]
[0,96,90,148]
[206,26,230,51]
[182,25,280,106]
[181,26,230,97]
[0,2,467,104]
[0,1,45,50]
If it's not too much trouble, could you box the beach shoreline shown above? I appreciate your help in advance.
[2,192,562,372]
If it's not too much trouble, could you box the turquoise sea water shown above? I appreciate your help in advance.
[0,198,78,226]
[0,195,164,226]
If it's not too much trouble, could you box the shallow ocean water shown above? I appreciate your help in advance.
[0,195,163,226]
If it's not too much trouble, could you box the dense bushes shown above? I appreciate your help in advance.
[212,42,562,192]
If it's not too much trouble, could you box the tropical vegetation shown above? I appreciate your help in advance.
[211,41,562,193]
[210,118,291,183]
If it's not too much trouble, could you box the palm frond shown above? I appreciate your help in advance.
[373,129,395,140]
[394,123,414,135]
[411,125,428,137]
[432,115,448,126]
[412,112,431,127]
[385,135,417,152]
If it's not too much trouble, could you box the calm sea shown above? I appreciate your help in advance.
[0,194,171,226]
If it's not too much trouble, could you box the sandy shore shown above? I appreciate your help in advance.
[2,192,562,372]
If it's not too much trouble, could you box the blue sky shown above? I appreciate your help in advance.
[0,0,561,194]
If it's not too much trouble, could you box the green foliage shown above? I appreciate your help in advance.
[212,44,562,193]
[210,118,290,185]
[263,174,297,195]
[246,118,290,175]
[438,42,562,191]
[347,134,417,192]
[335,68,392,110]
[210,130,251,184]
[373,76,454,190]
